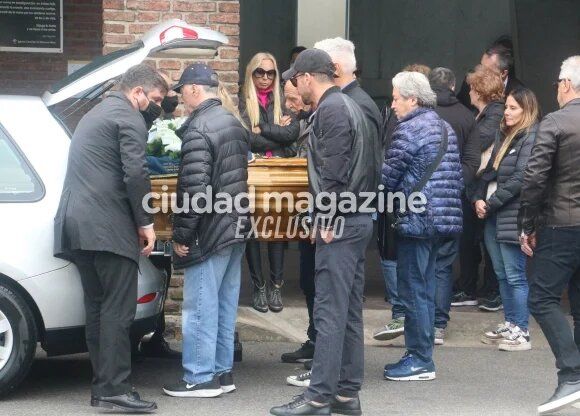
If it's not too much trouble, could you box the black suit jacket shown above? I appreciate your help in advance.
[54,92,152,264]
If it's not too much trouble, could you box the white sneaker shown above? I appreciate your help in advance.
[481,321,512,345]
[498,326,531,351]
[434,327,445,345]
[286,371,311,387]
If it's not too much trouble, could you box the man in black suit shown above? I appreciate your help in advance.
[54,64,168,413]
[457,39,524,111]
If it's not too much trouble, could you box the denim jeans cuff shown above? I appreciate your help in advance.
[183,374,214,385]
[303,391,330,405]
[336,389,359,399]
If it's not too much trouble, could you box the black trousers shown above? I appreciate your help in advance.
[299,240,317,343]
[457,197,498,298]
[245,240,285,287]
[72,250,138,397]
[305,214,373,403]
[528,226,580,384]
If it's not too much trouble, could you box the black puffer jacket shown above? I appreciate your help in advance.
[239,90,299,157]
[433,87,480,187]
[476,100,504,152]
[472,124,538,243]
[172,98,250,268]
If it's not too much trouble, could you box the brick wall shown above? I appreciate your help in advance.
[0,0,103,96]
[101,0,241,334]
[102,0,240,99]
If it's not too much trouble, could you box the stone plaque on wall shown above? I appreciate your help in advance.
[0,0,63,52]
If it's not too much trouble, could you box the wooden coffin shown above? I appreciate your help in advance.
[150,158,309,242]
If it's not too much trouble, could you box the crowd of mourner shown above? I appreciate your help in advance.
[55,33,580,415]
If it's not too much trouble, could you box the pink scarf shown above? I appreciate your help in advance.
[256,86,272,109]
[256,87,273,157]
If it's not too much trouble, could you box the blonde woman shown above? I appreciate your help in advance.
[472,87,540,351]
[240,52,299,313]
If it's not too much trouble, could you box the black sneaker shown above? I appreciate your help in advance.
[330,396,362,416]
[270,395,331,416]
[268,282,284,313]
[478,294,503,312]
[538,380,580,414]
[450,291,478,306]
[219,371,236,393]
[304,359,313,370]
[252,284,268,313]
[163,376,223,398]
[281,341,315,363]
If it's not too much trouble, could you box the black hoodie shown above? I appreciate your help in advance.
[433,87,481,187]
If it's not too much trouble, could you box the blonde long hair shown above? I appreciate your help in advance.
[493,87,540,170]
[217,83,247,129]
[242,52,282,127]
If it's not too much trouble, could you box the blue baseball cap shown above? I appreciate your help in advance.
[173,63,219,93]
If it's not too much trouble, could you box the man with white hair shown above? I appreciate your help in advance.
[382,71,463,381]
[519,56,580,414]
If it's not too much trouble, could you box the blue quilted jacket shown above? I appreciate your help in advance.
[383,107,463,238]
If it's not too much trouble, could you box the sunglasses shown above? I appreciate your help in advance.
[290,73,306,88]
[253,68,277,80]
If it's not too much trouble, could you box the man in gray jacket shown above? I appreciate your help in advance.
[519,56,580,415]
[54,64,167,412]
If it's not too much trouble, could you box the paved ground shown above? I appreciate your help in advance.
[2,342,579,416]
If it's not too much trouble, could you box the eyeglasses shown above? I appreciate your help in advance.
[290,73,306,88]
[253,68,277,80]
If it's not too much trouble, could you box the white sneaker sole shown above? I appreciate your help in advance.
[385,372,436,381]
[479,304,503,312]
[221,385,236,393]
[451,300,478,307]
[538,390,580,414]
[162,388,223,398]
[481,336,505,345]
[434,339,444,346]
[373,329,404,341]
[498,342,532,352]
[286,376,310,387]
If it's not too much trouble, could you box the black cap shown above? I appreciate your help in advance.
[282,48,336,80]
[173,63,219,93]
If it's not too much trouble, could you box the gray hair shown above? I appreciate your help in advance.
[560,55,580,92]
[428,67,456,90]
[392,71,437,108]
[201,84,218,95]
[314,37,357,75]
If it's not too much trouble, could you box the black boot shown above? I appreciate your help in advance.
[140,338,181,359]
[268,281,284,313]
[252,283,268,313]
[281,340,315,363]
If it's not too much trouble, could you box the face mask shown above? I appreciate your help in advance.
[141,101,162,130]
[161,95,179,114]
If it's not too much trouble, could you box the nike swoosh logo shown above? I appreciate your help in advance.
[186,384,195,389]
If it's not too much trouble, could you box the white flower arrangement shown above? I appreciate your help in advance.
[146,117,186,157]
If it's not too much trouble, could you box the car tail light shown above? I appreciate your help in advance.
[160,26,198,44]
[137,292,158,304]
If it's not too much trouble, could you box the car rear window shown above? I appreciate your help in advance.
[0,125,44,202]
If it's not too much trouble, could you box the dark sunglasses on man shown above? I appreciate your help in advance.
[253,68,277,80]
[290,73,306,88]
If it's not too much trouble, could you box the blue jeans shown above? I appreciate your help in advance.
[435,237,460,329]
[484,216,529,329]
[397,236,442,364]
[381,259,404,319]
[182,243,245,384]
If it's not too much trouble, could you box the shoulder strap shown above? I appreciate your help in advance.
[411,121,449,194]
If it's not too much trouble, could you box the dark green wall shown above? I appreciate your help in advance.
[239,0,297,88]
[349,0,580,112]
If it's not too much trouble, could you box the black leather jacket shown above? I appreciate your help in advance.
[172,98,250,268]
[307,86,381,221]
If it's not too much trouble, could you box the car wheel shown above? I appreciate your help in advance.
[0,283,37,397]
